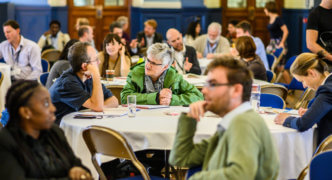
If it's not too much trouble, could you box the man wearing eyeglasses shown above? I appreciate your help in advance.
[49,42,119,124]
[169,56,279,179]
[121,43,203,105]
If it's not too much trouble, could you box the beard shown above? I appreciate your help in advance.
[205,90,231,117]
[207,36,220,44]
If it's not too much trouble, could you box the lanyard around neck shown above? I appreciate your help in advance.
[11,46,22,64]
[111,54,120,70]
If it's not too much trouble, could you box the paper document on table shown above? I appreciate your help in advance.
[261,107,299,116]
[135,105,170,109]
[80,107,128,117]
[184,75,207,85]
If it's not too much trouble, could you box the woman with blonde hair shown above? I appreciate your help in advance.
[98,33,131,77]
[275,52,332,144]
[233,36,267,81]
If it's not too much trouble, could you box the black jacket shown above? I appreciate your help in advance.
[184,45,201,75]
[0,124,89,179]
[136,31,163,48]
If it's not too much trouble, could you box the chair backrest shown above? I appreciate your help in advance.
[41,49,61,62]
[0,71,3,88]
[270,48,286,72]
[266,70,276,83]
[284,56,297,70]
[293,88,316,109]
[297,135,332,180]
[260,93,285,109]
[288,78,306,91]
[273,48,284,58]
[41,59,50,72]
[82,125,150,180]
[39,72,49,86]
[261,84,288,100]
[266,54,276,70]
[309,151,332,180]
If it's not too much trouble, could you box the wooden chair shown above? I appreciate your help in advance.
[275,55,297,83]
[260,93,286,109]
[261,84,288,100]
[41,49,61,63]
[41,59,50,72]
[266,54,276,70]
[266,70,276,83]
[82,125,152,180]
[271,48,286,75]
[297,135,332,180]
[293,88,316,109]
[309,151,332,180]
[0,71,3,88]
[39,72,49,86]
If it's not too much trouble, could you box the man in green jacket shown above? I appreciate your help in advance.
[121,43,203,105]
[169,56,279,179]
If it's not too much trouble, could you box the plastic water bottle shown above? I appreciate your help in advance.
[251,84,261,112]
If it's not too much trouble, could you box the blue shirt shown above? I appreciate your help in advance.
[203,39,218,57]
[252,36,269,70]
[49,69,113,124]
[0,35,42,80]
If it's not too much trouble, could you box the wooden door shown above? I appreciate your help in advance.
[68,0,131,51]
[221,0,284,46]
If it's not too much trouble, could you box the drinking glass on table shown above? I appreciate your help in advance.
[127,95,136,117]
[106,70,115,81]
[250,84,261,112]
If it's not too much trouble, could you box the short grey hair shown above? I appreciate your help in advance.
[208,22,222,34]
[147,43,172,67]
[117,16,128,27]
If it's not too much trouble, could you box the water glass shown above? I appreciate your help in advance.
[106,70,115,81]
[127,95,136,117]
[250,84,261,112]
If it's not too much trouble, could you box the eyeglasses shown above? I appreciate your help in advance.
[88,57,100,64]
[203,82,234,90]
[145,57,163,66]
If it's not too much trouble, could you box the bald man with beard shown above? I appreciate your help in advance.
[166,28,201,75]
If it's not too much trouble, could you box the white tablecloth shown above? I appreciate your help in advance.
[0,63,11,112]
[60,106,314,179]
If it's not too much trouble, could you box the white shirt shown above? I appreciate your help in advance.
[0,35,42,80]
[146,34,155,48]
[172,45,186,74]
[218,101,252,130]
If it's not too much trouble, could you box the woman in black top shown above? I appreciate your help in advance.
[264,1,289,54]
[0,80,91,179]
[233,36,267,81]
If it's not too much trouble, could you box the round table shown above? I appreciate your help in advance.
[60,106,314,179]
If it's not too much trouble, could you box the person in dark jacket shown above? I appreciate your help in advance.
[233,36,267,81]
[129,19,163,56]
[0,80,91,179]
[166,28,201,75]
[275,52,332,144]
[45,39,79,89]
